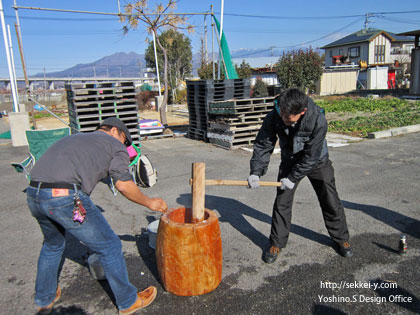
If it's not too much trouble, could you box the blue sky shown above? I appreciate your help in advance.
[1,0,420,77]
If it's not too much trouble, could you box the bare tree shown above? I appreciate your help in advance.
[121,0,193,126]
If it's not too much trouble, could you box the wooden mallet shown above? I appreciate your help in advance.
[190,162,282,222]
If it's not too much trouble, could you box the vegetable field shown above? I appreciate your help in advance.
[315,96,420,137]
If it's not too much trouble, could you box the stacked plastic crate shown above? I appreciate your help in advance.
[65,81,141,145]
[186,79,250,141]
[207,96,275,149]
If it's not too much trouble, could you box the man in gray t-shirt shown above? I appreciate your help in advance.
[27,117,166,314]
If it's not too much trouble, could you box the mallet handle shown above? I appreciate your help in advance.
[189,179,282,187]
[191,163,205,222]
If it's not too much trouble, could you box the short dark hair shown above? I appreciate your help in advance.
[275,88,308,115]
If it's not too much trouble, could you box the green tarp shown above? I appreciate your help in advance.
[213,15,239,79]
[0,130,11,139]
[140,83,152,91]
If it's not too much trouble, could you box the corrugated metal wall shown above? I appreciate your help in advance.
[316,70,358,95]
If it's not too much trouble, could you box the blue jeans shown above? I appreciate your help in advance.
[26,186,138,310]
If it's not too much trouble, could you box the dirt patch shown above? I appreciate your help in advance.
[35,116,70,130]
[139,106,189,126]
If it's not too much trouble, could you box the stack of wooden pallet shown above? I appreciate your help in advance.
[65,81,141,145]
[186,79,250,141]
[207,96,275,149]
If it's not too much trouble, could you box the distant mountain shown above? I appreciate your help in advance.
[33,48,285,79]
[231,48,283,58]
[33,52,146,78]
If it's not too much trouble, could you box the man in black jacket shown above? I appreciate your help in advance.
[248,88,352,263]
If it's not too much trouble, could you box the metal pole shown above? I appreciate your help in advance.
[13,0,28,85]
[43,68,46,100]
[14,0,36,126]
[203,14,206,64]
[211,5,215,79]
[117,0,121,15]
[217,0,224,80]
[7,24,20,108]
[214,26,229,79]
[220,0,224,42]
[0,0,19,112]
[14,23,27,83]
[153,31,162,97]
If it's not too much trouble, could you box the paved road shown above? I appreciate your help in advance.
[0,132,419,314]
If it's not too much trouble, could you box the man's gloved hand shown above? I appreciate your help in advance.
[247,174,260,189]
[280,178,295,190]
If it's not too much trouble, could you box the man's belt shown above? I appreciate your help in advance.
[29,181,81,191]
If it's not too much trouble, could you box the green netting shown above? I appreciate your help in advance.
[213,15,239,79]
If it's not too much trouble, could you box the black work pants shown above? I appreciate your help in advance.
[270,159,349,248]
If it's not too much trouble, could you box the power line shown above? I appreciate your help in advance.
[7,9,420,23]
[225,28,341,34]
[285,17,364,48]
[216,10,420,20]
[234,17,364,57]
[219,13,363,20]
[5,14,117,22]
[378,16,420,26]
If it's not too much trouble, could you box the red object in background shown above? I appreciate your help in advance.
[388,70,396,89]
[332,55,343,65]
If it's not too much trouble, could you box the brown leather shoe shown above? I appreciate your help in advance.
[263,246,281,264]
[119,286,157,315]
[36,286,61,315]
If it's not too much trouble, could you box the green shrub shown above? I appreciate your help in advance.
[253,79,268,98]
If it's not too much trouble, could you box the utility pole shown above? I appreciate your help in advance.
[364,13,374,30]
[137,61,142,77]
[1,0,19,112]
[217,0,224,80]
[204,13,207,63]
[43,68,47,100]
[14,0,33,119]
[211,5,215,79]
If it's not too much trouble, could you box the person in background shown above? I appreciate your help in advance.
[248,88,352,264]
[27,117,167,314]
